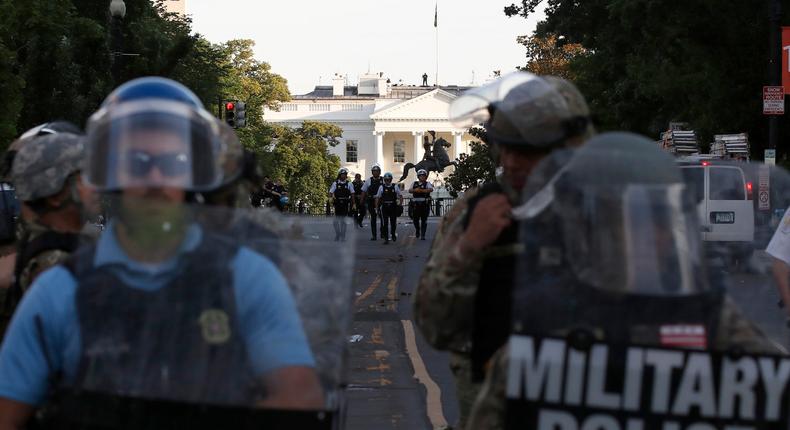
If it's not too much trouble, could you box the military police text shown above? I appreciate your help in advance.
[506,336,790,430]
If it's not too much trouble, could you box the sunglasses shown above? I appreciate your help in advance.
[127,150,190,178]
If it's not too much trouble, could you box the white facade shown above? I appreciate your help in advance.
[263,75,475,187]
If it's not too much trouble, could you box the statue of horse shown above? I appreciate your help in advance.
[399,137,457,182]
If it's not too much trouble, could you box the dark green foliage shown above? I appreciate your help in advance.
[506,0,789,159]
[445,128,496,198]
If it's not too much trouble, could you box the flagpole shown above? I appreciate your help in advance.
[435,2,439,87]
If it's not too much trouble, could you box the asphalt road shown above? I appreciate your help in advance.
[343,216,459,430]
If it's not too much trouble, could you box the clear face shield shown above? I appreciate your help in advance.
[85,100,242,192]
[449,71,575,147]
[554,183,707,296]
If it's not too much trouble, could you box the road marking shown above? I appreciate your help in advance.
[386,277,399,311]
[355,275,383,305]
[401,319,448,429]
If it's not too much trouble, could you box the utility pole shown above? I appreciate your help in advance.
[768,0,782,151]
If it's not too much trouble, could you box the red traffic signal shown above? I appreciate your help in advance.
[226,102,235,111]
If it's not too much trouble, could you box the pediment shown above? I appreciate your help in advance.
[370,89,457,121]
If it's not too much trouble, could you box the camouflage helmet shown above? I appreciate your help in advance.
[12,133,85,201]
[450,71,593,150]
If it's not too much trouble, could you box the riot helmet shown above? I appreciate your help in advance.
[4,121,84,182]
[516,132,707,297]
[84,77,241,192]
[383,172,393,183]
[417,169,428,178]
[449,72,593,151]
[11,133,85,202]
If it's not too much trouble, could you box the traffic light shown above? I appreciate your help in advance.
[235,102,246,128]
[225,101,236,127]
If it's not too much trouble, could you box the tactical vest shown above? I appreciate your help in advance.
[380,184,398,205]
[464,182,520,381]
[411,181,430,202]
[366,177,382,201]
[352,181,364,196]
[333,180,351,202]
[61,234,258,406]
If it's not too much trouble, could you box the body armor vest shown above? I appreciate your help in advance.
[333,180,351,201]
[465,182,520,381]
[367,177,382,201]
[352,181,364,196]
[380,184,398,204]
[412,181,430,202]
[62,234,258,406]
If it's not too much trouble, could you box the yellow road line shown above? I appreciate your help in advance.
[401,320,448,429]
[386,276,399,311]
[355,274,383,305]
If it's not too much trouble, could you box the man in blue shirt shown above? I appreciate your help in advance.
[0,78,323,428]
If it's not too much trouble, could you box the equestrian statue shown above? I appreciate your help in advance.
[399,130,458,182]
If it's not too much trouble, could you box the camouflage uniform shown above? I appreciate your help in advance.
[465,297,780,430]
[14,220,74,291]
[414,75,595,429]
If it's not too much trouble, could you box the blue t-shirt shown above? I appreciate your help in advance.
[0,223,315,405]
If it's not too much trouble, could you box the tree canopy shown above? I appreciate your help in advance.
[506,0,789,157]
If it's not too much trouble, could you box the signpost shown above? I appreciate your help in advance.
[764,86,785,115]
[759,164,771,211]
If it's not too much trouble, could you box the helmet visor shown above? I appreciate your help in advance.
[449,72,539,128]
[555,183,707,296]
[86,100,240,192]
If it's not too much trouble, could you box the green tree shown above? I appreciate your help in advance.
[505,0,789,157]
[445,128,496,198]
[258,121,342,209]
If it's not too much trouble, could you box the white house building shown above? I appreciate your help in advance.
[263,72,476,186]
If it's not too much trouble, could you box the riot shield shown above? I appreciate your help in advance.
[499,136,790,430]
[32,201,355,429]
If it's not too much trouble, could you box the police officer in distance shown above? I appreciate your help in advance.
[0,77,323,427]
[467,132,778,430]
[351,173,365,228]
[409,169,433,240]
[360,164,384,241]
[414,73,596,428]
[374,172,403,245]
[328,167,355,241]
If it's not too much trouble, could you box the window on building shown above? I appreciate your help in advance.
[342,104,363,111]
[280,104,298,112]
[393,141,405,163]
[346,140,358,163]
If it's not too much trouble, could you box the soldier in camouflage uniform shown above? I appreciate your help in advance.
[413,73,595,429]
[466,132,780,429]
[0,132,91,337]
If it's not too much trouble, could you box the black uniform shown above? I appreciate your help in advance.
[332,179,352,241]
[352,180,364,227]
[365,176,383,240]
[378,183,400,242]
[411,181,431,239]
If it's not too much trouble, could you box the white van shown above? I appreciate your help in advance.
[679,162,754,243]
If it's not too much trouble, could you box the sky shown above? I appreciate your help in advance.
[186,0,546,95]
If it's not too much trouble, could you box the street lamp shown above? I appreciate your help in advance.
[109,0,126,85]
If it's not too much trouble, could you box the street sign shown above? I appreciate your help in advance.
[765,149,777,166]
[763,86,785,115]
[759,164,771,211]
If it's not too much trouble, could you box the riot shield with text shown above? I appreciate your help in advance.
[503,135,790,430]
[35,202,355,429]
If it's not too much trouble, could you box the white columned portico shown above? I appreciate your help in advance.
[452,131,464,160]
[373,131,385,167]
[412,131,425,163]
